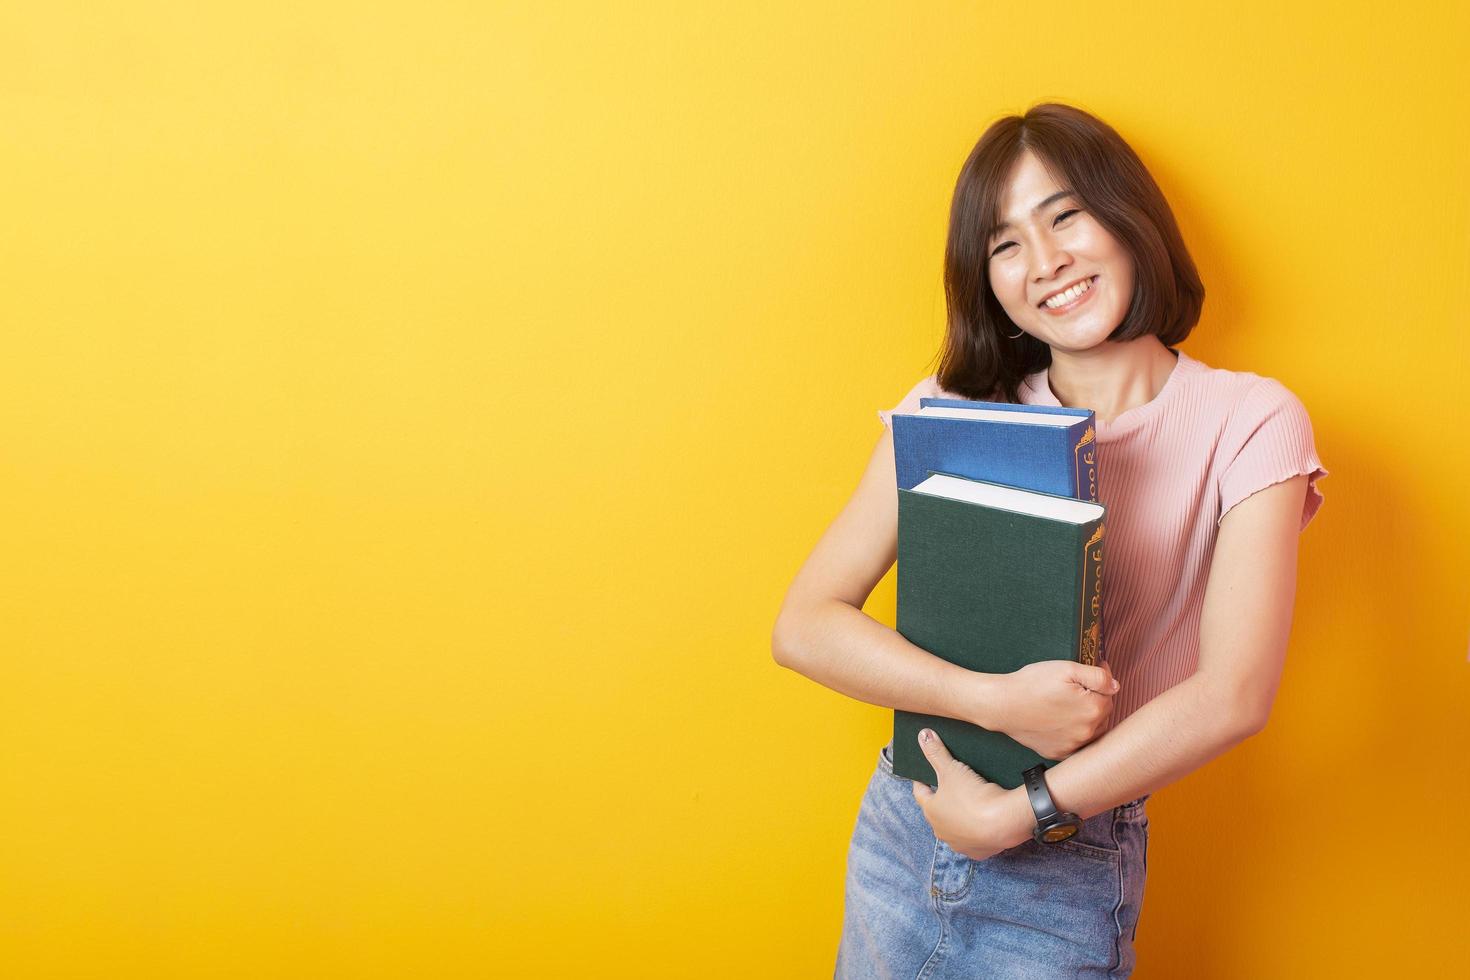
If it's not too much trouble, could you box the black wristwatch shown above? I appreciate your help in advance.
[1022,763,1082,845]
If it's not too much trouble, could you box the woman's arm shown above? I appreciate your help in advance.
[771,425,1004,727]
[974,474,1312,844]
[771,425,1117,749]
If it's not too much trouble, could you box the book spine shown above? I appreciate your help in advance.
[1073,424,1099,502]
[1077,522,1105,665]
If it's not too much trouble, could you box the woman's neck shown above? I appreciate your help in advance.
[1046,338,1179,424]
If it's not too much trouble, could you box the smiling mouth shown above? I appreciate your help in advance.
[1038,275,1099,310]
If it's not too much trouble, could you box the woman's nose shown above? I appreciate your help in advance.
[1032,240,1072,281]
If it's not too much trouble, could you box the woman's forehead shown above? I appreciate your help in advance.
[997,152,1068,212]
[989,154,1074,237]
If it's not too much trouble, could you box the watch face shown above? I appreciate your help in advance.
[1041,824,1079,843]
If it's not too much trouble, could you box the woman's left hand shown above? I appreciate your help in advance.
[911,728,1034,861]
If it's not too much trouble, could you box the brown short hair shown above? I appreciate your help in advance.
[936,102,1205,403]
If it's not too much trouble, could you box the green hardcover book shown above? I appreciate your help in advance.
[893,472,1105,790]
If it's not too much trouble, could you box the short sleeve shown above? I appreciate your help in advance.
[877,375,943,431]
[1217,378,1328,532]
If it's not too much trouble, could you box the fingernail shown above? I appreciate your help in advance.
[920,729,933,744]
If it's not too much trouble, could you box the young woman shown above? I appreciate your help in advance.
[770,103,1328,978]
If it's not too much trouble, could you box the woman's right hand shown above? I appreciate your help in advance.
[983,660,1120,760]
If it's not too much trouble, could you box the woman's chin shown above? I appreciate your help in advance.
[1033,320,1119,354]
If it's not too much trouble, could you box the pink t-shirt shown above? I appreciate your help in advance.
[878,348,1328,735]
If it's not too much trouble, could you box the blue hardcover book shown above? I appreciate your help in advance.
[891,398,1100,501]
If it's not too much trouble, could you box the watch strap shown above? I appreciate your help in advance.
[1022,764,1059,822]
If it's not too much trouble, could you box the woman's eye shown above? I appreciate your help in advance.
[991,210,1081,257]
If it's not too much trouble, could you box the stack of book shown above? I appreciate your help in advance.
[888,397,1106,790]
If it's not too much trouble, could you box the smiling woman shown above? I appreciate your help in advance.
[770,101,1328,978]
[937,104,1204,406]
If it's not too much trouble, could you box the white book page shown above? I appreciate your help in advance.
[911,473,1103,524]
[902,406,1080,427]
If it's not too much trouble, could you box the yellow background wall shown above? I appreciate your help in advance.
[2,3,1465,977]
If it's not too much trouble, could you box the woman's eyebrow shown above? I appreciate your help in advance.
[988,189,1077,239]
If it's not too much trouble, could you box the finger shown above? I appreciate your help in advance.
[912,781,935,806]
[920,728,970,777]
[1075,662,1120,694]
[917,729,942,787]
[920,727,988,785]
[918,728,950,766]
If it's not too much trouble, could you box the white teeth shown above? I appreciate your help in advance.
[1043,276,1094,309]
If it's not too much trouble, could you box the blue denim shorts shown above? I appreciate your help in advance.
[835,739,1149,979]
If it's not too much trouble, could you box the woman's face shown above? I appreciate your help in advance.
[985,149,1135,354]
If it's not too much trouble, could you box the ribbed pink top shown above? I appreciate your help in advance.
[878,348,1328,734]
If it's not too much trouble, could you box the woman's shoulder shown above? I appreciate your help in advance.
[1180,351,1324,470]
[877,374,975,428]
[1176,351,1314,421]
[1178,353,1328,530]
